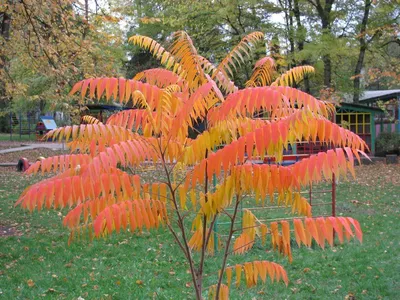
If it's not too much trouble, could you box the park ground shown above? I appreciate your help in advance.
[0,143,399,299]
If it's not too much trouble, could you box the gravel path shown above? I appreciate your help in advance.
[0,143,65,154]
[0,141,68,170]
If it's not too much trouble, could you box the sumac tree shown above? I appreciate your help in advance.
[17,31,366,299]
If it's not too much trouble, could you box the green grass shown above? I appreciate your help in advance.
[0,167,399,299]
[0,133,38,142]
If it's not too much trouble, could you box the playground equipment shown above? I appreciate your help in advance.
[0,157,45,172]
[4,112,64,141]
[211,148,338,253]
[16,158,30,172]
[36,116,57,141]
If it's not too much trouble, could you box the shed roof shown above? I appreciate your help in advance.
[359,89,400,103]
[342,89,400,103]
[337,103,383,113]
[85,103,123,110]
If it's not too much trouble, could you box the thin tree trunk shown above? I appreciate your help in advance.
[321,0,333,88]
[82,0,89,38]
[353,0,372,103]
[308,0,334,88]
[323,54,331,88]
[280,0,296,68]
[0,7,12,99]
[158,146,202,299]
[1,11,11,39]
[293,0,310,93]
[215,195,241,299]
[288,0,295,68]
[197,150,209,293]
[85,0,89,20]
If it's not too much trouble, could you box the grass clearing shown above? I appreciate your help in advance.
[0,133,38,142]
[0,163,399,299]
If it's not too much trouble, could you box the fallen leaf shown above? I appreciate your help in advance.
[136,280,143,285]
[291,287,299,293]
[345,292,356,300]
[27,279,35,287]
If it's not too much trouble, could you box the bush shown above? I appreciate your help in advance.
[16,31,367,299]
[376,132,400,156]
[0,115,11,133]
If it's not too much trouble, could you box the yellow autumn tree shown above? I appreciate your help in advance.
[17,31,366,299]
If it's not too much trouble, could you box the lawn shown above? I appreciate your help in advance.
[0,133,38,142]
[0,163,399,299]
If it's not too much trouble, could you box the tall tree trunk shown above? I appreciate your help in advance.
[353,0,372,103]
[280,0,296,68]
[293,0,310,93]
[321,0,334,88]
[85,0,89,20]
[308,0,334,88]
[288,0,296,70]
[1,11,11,39]
[82,0,89,38]
[0,7,12,100]
[322,54,331,87]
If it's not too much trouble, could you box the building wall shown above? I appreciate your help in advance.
[336,111,372,153]
[376,123,398,136]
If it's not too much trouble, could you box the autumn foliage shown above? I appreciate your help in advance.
[16,31,366,299]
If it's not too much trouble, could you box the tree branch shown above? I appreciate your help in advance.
[215,193,241,299]
[160,143,201,299]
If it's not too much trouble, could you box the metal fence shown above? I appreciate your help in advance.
[1,112,69,141]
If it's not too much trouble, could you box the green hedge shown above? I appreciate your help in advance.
[376,132,400,156]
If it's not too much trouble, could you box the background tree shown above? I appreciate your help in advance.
[361,0,400,90]
[273,0,398,97]
[119,0,398,99]
[120,0,278,87]
[306,0,335,88]
[352,0,372,103]
[0,0,124,116]
[3,0,398,116]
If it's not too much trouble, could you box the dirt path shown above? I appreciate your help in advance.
[0,141,68,168]
[0,143,64,154]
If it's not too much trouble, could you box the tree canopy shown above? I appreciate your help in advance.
[0,0,399,115]
[122,0,399,100]
[0,0,124,114]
